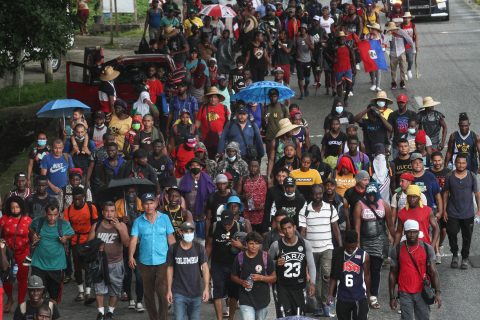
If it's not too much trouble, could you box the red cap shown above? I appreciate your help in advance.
[224,172,233,181]
[290,110,302,119]
[69,168,83,177]
[397,93,409,103]
[415,130,427,145]
[400,172,415,182]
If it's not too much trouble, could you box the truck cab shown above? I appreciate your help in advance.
[389,0,449,21]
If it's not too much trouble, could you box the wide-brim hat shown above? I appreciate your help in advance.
[403,12,414,18]
[367,23,382,32]
[244,16,258,33]
[275,118,300,138]
[100,66,120,81]
[164,26,178,38]
[204,86,225,102]
[186,157,206,170]
[371,90,393,104]
[385,21,399,31]
[422,96,440,108]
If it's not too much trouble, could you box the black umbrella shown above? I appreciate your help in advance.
[276,317,317,320]
[95,178,156,204]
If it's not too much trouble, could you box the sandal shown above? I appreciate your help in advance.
[369,296,380,309]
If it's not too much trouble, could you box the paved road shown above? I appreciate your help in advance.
[6,1,480,319]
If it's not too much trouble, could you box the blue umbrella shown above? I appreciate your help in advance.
[231,81,295,103]
[36,99,91,118]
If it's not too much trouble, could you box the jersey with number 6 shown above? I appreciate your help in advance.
[276,237,308,289]
[337,248,367,302]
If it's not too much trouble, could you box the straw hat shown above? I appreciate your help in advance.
[337,30,347,37]
[164,25,178,38]
[244,16,258,33]
[100,66,120,81]
[204,86,225,102]
[422,96,441,108]
[275,118,300,138]
[367,23,382,32]
[385,21,399,31]
[403,12,414,18]
[371,91,393,104]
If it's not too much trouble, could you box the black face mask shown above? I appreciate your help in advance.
[190,167,201,175]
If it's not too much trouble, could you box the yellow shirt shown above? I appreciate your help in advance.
[109,114,132,152]
[335,173,356,197]
[290,169,323,186]
[363,108,394,120]
[183,17,204,37]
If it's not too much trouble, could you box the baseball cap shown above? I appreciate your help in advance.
[397,93,409,103]
[180,109,191,116]
[404,219,420,231]
[218,75,226,81]
[141,193,156,203]
[236,106,248,114]
[180,221,195,231]
[94,110,106,119]
[273,67,284,74]
[410,152,423,162]
[215,174,228,184]
[313,15,321,21]
[28,275,45,289]
[221,209,234,225]
[283,176,296,187]
[400,172,415,182]
[186,137,197,148]
[300,23,308,29]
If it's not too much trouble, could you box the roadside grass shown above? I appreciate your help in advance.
[0,152,29,196]
[0,81,66,108]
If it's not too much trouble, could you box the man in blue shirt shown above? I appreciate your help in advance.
[129,193,175,320]
[411,153,443,217]
[40,139,74,198]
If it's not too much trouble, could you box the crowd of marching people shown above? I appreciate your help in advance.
[1,1,479,320]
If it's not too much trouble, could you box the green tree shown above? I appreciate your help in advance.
[0,0,75,87]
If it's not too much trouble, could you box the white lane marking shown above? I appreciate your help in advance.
[438,29,480,34]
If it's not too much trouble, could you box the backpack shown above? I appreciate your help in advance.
[237,250,269,276]
[36,217,69,254]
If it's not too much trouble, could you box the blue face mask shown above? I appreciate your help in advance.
[227,155,237,162]
[183,232,195,243]
[37,139,47,147]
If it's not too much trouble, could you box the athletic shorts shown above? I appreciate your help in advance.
[211,261,239,300]
[31,267,64,302]
[335,70,353,83]
[295,61,311,80]
[276,284,306,315]
[94,261,125,297]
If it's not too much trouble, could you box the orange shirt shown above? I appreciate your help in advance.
[64,203,98,246]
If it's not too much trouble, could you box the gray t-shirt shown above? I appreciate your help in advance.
[295,36,312,63]
[167,241,206,298]
[444,171,478,219]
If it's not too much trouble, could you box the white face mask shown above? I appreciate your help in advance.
[183,233,195,243]
[335,106,344,114]
[284,192,295,199]
[227,155,237,162]
[408,128,416,135]
[377,101,386,108]
[96,123,105,129]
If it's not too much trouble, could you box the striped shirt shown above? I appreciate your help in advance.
[299,201,338,253]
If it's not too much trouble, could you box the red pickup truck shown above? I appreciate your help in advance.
[66,52,178,110]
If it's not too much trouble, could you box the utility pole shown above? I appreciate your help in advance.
[114,0,119,36]
[109,0,114,45]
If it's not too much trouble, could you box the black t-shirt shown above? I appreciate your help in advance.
[273,39,293,65]
[359,118,389,155]
[209,221,241,266]
[168,33,187,64]
[167,241,206,298]
[29,146,50,175]
[248,42,268,68]
[391,157,412,187]
[13,301,60,320]
[147,154,173,181]
[229,68,246,92]
[26,194,55,219]
[134,131,154,152]
[273,193,307,227]
[344,186,365,226]
[99,80,115,96]
[206,191,233,225]
[388,110,418,144]
[430,167,451,191]
[322,131,348,157]
[232,251,274,309]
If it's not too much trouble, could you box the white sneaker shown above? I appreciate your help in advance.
[348,91,354,97]
[376,87,382,91]
[407,70,413,79]
[369,84,377,91]
[128,300,135,309]
[136,302,145,312]
[356,63,361,71]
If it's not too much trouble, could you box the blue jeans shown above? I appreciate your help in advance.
[173,293,202,320]
[239,305,269,320]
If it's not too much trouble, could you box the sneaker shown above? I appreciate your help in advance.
[22,256,32,266]
[135,302,145,313]
[376,86,382,91]
[356,63,361,71]
[63,275,71,284]
[451,256,459,268]
[348,91,354,97]
[292,71,297,75]
[105,312,113,320]
[407,70,413,79]
[128,300,136,309]
[461,258,469,269]
[439,245,445,256]
[96,313,104,320]
[436,253,442,264]
[323,304,335,317]
[75,292,85,302]
[369,84,377,91]
[391,82,398,90]
[84,293,96,305]
[121,292,129,302]
[400,80,406,89]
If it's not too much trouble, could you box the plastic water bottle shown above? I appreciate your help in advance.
[245,275,253,292]
[247,198,255,211]
[12,264,18,277]
[474,216,480,225]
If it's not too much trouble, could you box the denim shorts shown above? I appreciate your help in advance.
[335,70,353,83]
